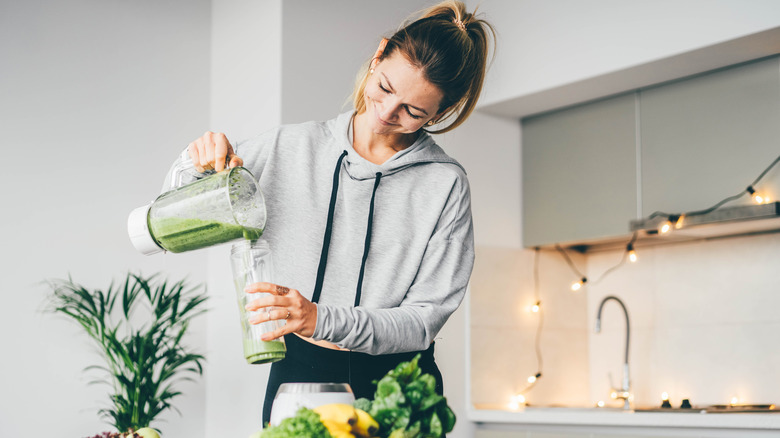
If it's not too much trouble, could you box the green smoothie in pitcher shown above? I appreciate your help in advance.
[150,217,263,253]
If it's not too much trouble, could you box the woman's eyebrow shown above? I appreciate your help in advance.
[381,73,430,116]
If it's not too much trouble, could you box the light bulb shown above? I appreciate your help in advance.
[754,193,771,204]
[730,397,739,406]
[610,391,618,399]
[659,221,672,234]
[597,400,605,408]
[571,277,586,291]
[531,301,540,313]
[626,243,637,263]
[527,375,537,383]
[675,214,685,229]
[662,392,669,401]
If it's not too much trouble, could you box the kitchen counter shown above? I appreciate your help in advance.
[470,404,780,432]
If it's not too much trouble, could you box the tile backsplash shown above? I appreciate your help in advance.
[470,232,780,410]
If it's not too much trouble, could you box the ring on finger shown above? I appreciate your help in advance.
[285,309,291,320]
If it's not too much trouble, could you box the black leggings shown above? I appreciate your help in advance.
[262,333,443,425]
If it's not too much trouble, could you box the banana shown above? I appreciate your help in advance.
[314,403,359,426]
[321,419,356,438]
[352,408,379,437]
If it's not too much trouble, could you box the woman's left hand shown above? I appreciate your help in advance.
[244,282,317,340]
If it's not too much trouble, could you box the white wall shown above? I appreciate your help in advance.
[0,0,211,437]
[205,1,282,437]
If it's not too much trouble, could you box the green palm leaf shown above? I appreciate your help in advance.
[45,272,208,433]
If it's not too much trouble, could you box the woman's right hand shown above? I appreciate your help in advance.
[188,131,244,172]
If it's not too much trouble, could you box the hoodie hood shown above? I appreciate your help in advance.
[328,111,466,180]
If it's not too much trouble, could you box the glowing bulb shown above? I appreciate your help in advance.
[675,214,685,229]
[571,277,586,291]
[730,397,739,406]
[754,193,771,204]
[626,243,638,263]
[527,375,537,383]
[597,400,605,408]
[662,392,669,401]
[508,394,526,409]
[610,391,618,399]
[659,221,672,234]
[531,301,541,313]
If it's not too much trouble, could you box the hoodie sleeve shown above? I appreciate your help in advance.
[312,173,475,355]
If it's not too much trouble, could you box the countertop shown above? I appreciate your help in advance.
[469,404,780,431]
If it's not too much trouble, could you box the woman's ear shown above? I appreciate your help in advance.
[370,38,389,71]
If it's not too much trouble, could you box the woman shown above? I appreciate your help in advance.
[178,0,494,424]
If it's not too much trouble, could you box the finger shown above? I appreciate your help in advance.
[187,142,203,173]
[275,285,291,296]
[196,136,212,171]
[203,132,216,170]
[228,154,244,168]
[248,306,285,323]
[244,282,278,294]
[245,295,286,312]
[261,325,287,342]
[214,133,229,172]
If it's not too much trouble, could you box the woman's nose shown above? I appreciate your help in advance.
[378,99,401,122]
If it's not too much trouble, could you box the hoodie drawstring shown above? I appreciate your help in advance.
[311,150,348,304]
[354,171,382,306]
[310,151,383,307]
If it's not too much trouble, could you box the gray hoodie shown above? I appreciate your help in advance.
[175,111,474,355]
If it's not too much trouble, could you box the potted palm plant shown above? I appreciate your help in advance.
[46,272,208,437]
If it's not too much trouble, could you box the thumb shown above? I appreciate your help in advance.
[228,154,244,168]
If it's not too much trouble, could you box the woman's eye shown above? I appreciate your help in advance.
[379,83,390,93]
[406,108,423,119]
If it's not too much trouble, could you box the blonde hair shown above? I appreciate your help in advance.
[351,0,496,134]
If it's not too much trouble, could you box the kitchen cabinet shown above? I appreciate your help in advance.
[522,94,637,248]
[639,55,780,217]
[520,55,780,249]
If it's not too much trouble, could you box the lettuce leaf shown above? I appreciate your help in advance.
[355,354,456,438]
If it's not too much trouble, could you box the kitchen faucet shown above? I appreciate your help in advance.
[595,295,631,410]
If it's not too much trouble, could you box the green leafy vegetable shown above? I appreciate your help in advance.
[260,407,332,438]
[355,354,456,438]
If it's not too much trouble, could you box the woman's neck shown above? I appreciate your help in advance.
[352,112,418,165]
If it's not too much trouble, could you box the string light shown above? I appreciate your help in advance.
[645,154,780,231]
[508,394,526,410]
[627,243,637,263]
[675,214,686,229]
[571,277,586,291]
[747,185,772,204]
[511,249,545,406]
[557,232,639,292]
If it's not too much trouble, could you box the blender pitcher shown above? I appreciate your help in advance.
[127,163,266,255]
[230,239,286,364]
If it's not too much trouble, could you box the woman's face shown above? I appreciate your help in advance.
[363,51,444,135]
